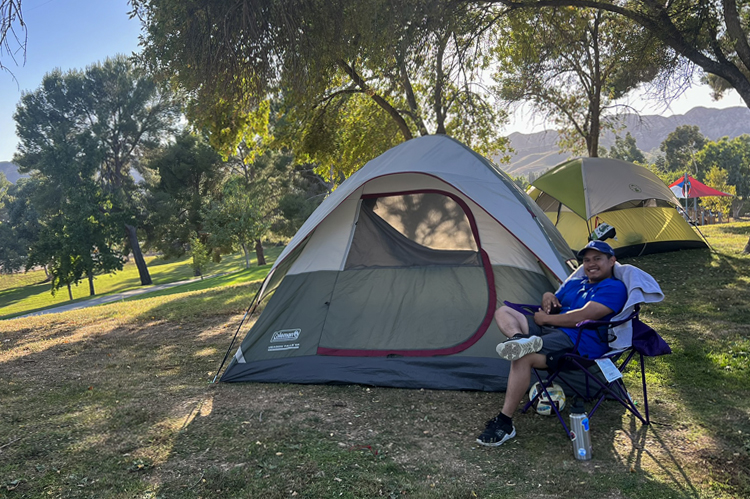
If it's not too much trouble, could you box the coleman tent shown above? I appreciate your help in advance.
[219,135,575,391]
[527,157,707,257]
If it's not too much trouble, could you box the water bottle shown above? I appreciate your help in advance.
[569,398,592,460]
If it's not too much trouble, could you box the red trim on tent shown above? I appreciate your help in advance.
[317,189,497,358]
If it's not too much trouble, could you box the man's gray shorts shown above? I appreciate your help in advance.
[525,316,575,355]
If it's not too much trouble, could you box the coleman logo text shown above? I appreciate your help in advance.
[271,329,301,343]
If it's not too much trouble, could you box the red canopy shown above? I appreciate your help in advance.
[668,174,732,198]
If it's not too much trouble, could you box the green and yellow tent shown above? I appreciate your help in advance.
[527,157,707,257]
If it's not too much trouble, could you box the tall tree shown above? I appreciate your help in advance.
[202,177,270,269]
[24,180,125,298]
[143,132,227,258]
[12,80,125,297]
[694,135,750,198]
[485,1,750,109]
[14,56,179,285]
[483,0,750,252]
[659,125,707,173]
[608,132,646,163]
[493,7,673,157]
[131,0,510,167]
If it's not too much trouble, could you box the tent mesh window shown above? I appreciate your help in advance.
[345,192,481,269]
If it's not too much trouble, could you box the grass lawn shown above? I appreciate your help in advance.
[0,223,748,498]
[0,246,283,320]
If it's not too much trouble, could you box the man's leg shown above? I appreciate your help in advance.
[494,305,531,339]
[501,353,547,417]
[476,352,547,447]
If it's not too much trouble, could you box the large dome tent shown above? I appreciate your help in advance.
[218,135,576,391]
[527,157,707,257]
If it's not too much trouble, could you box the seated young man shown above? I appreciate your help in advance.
[476,240,627,447]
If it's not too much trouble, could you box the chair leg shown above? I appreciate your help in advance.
[525,369,573,438]
[640,353,650,425]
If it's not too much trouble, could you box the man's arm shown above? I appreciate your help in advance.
[541,292,561,314]
[534,301,615,328]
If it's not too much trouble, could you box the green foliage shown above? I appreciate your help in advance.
[0,172,26,273]
[23,178,125,297]
[12,55,179,287]
[188,235,210,278]
[702,166,735,217]
[203,177,270,268]
[132,0,511,177]
[144,132,227,257]
[493,8,674,157]
[607,132,645,163]
[659,125,706,173]
[694,135,750,198]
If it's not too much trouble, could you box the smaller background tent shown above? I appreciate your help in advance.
[669,174,732,200]
[527,158,707,257]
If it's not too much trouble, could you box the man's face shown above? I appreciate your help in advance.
[581,250,616,283]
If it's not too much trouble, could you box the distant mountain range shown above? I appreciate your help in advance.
[3,106,750,184]
[500,106,750,177]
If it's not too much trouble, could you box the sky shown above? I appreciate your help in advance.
[0,0,747,163]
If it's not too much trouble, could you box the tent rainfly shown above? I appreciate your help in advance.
[527,157,708,257]
[219,135,576,391]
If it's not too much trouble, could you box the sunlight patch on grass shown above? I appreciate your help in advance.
[707,339,750,372]
[194,347,218,358]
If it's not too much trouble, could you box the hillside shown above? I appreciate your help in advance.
[501,106,750,177]
[0,161,24,183]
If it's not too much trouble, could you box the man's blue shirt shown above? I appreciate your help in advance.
[554,276,628,358]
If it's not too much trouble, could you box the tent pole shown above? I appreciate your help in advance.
[211,283,264,383]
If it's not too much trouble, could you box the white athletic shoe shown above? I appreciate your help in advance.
[495,336,543,361]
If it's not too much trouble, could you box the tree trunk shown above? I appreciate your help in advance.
[88,272,95,296]
[241,242,250,269]
[255,239,266,266]
[124,223,152,285]
[67,283,73,301]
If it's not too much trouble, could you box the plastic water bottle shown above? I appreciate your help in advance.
[569,398,592,460]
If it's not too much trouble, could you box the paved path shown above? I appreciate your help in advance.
[14,274,223,319]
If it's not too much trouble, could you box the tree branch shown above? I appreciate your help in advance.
[336,59,413,141]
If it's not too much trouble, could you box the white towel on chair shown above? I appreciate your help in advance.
[563,262,663,349]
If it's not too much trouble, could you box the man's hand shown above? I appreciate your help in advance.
[534,308,550,326]
[541,292,561,314]
[535,301,616,329]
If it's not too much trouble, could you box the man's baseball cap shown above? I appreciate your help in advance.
[577,240,615,258]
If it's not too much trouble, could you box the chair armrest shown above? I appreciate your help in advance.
[575,308,639,330]
[503,301,538,316]
[569,306,640,353]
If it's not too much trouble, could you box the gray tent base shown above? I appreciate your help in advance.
[220,355,601,395]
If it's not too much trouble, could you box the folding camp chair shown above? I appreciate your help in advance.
[504,293,671,439]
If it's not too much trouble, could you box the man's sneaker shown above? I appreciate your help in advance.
[496,335,543,361]
[476,416,516,447]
